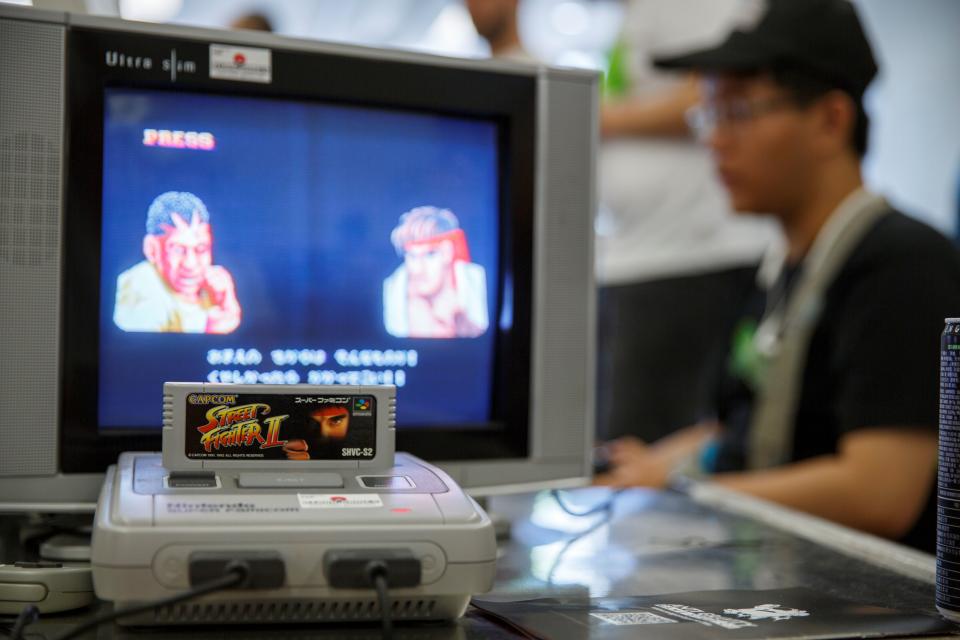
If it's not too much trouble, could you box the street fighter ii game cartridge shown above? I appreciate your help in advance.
[162,382,395,472]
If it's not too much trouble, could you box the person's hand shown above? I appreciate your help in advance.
[593,422,720,488]
[593,436,673,488]
[203,265,235,305]
[282,439,310,461]
[203,265,241,334]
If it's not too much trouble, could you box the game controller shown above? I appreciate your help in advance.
[0,562,94,614]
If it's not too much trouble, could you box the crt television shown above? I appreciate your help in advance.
[0,5,597,510]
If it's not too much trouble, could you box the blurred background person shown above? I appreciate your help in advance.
[595,0,780,445]
[228,10,273,32]
[466,0,537,62]
[597,0,959,553]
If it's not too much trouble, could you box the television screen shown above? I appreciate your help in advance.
[98,88,500,431]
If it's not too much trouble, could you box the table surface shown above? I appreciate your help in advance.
[0,487,948,639]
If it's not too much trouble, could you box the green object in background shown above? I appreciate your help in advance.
[602,37,629,98]
[728,318,765,392]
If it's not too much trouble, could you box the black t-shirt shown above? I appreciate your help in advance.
[712,211,960,553]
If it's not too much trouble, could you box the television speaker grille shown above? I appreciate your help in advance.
[0,17,65,476]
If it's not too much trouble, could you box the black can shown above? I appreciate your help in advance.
[938,318,960,621]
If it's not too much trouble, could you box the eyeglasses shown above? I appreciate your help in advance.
[686,96,797,141]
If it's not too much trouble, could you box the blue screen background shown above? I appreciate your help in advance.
[99,88,500,429]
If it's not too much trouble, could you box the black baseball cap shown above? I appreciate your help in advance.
[654,0,877,99]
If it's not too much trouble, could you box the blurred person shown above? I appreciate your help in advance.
[114,191,241,334]
[466,0,536,63]
[383,206,489,339]
[597,0,960,553]
[596,0,780,444]
[229,11,273,32]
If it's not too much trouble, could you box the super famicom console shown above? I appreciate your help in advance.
[91,383,496,625]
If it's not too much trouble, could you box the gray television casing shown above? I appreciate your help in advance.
[0,5,597,510]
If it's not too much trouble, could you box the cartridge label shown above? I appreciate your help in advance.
[183,392,376,461]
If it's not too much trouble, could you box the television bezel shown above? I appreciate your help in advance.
[59,26,537,474]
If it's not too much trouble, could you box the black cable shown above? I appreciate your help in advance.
[50,562,249,640]
[7,604,38,640]
[550,487,622,517]
[546,490,622,585]
[372,572,392,640]
[366,561,392,640]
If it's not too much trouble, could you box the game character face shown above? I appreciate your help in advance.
[144,212,213,299]
[310,407,350,439]
[404,238,454,297]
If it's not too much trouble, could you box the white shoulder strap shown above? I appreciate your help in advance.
[747,189,892,469]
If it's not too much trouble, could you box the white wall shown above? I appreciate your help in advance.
[856,0,960,236]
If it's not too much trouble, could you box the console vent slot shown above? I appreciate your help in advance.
[162,393,174,429]
[149,598,437,624]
